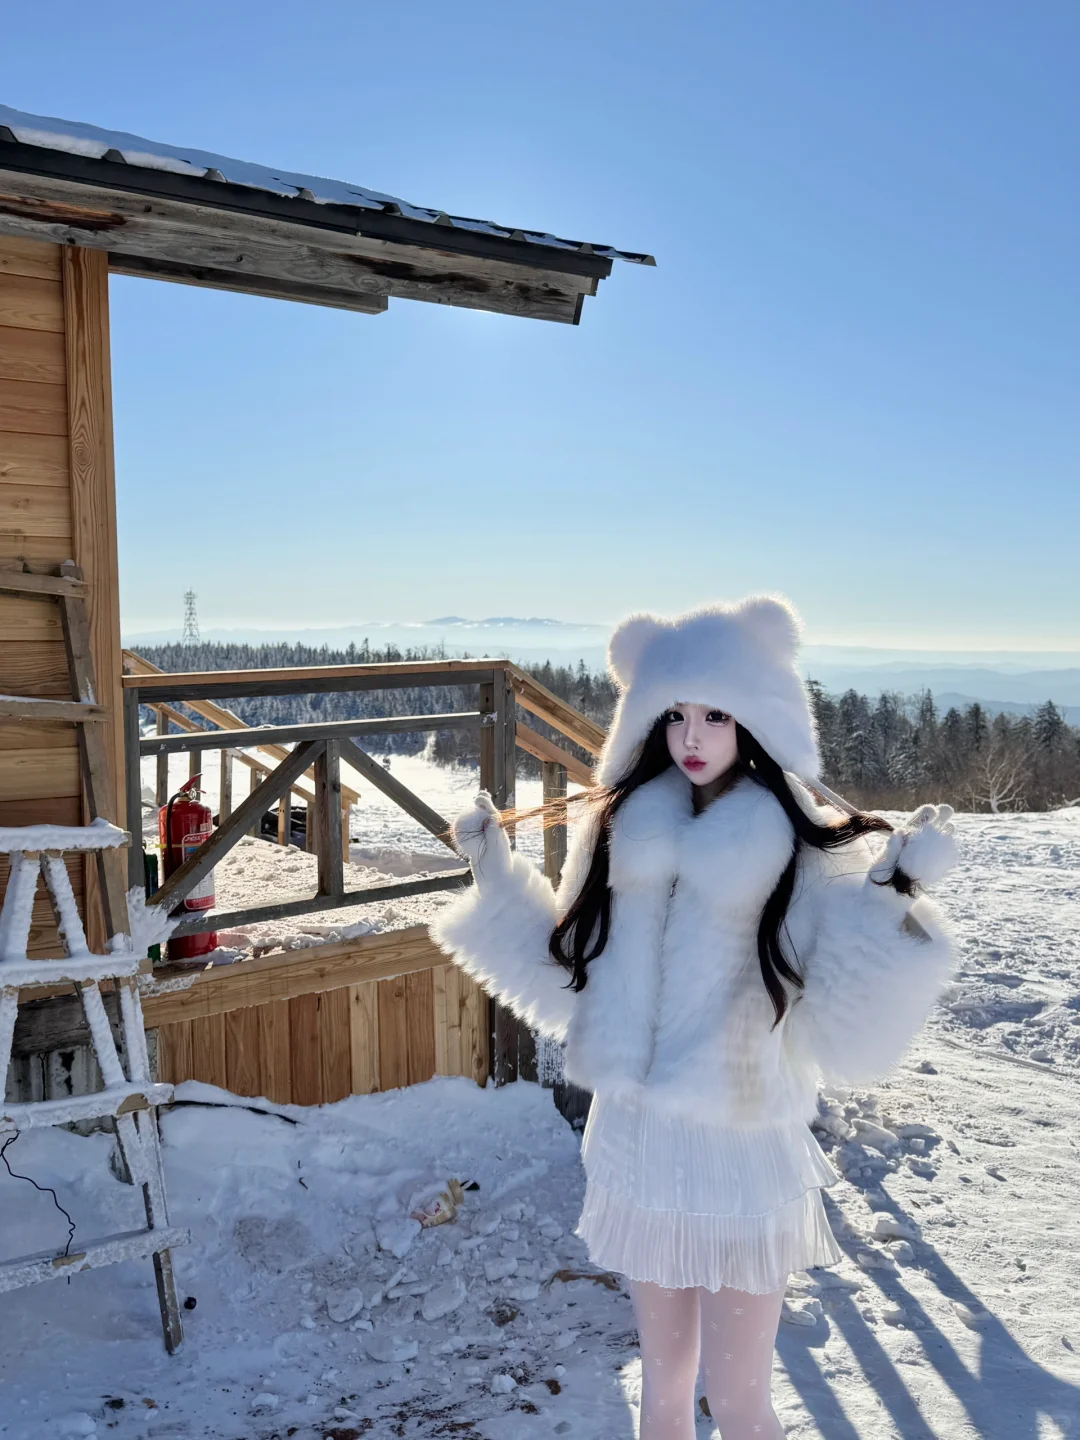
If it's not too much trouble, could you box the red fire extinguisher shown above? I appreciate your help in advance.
[159,775,218,961]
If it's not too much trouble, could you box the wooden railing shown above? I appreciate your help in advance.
[122,656,596,935]
[121,655,602,1088]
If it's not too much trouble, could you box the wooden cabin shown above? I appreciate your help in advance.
[0,105,643,1106]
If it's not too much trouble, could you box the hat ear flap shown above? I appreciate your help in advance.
[608,613,664,688]
[735,595,802,662]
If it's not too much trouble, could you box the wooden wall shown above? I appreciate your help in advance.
[155,963,489,1103]
[0,235,124,954]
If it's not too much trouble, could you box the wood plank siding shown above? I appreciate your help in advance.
[154,931,489,1103]
[0,235,123,957]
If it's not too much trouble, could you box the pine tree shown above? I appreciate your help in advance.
[1033,700,1067,752]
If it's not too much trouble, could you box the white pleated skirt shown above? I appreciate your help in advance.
[575,1087,843,1295]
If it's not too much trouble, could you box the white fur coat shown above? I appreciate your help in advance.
[430,768,955,1127]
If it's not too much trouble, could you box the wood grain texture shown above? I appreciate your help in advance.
[155,1019,193,1087]
[0,793,80,827]
[258,999,293,1104]
[0,325,66,384]
[224,1004,262,1098]
[433,965,450,1076]
[0,479,71,538]
[0,639,72,694]
[189,1012,227,1088]
[442,966,465,1078]
[0,744,80,801]
[0,273,65,332]
[459,974,489,1087]
[289,993,322,1106]
[377,975,410,1091]
[141,925,449,1026]
[317,987,352,1103]
[0,379,68,435]
[0,592,66,640]
[349,981,379,1095]
[0,432,70,487]
[405,968,436,1085]
[0,721,75,749]
[0,236,62,282]
[63,246,124,828]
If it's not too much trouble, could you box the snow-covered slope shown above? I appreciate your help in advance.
[1,802,1077,1439]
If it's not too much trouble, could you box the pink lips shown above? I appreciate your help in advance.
[683,756,706,772]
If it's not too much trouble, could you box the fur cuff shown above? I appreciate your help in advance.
[429,854,573,1041]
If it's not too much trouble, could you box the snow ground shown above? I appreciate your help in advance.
[2,775,1078,1439]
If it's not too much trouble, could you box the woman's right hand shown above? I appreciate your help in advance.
[451,792,514,891]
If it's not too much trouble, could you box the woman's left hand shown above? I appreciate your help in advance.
[869,804,958,893]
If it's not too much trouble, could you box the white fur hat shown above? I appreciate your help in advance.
[595,595,820,785]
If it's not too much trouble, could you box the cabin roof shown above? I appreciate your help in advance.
[0,104,654,324]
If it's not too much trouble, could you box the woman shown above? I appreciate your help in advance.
[431,596,957,1440]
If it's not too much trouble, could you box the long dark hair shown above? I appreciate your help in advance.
[548,717,890,1026]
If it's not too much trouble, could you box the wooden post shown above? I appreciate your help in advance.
[248,765,265,838]
[314,740,344,898]
[482,668,526,1086]
[155,710,169,808]
[218,749,233,823]
[277,791,291,847]
[188,747,200,783]
[341,794,351,860]
[123,687,143,889]
[542,760,568,886]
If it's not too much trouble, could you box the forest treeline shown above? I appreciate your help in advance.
[137,642,1079,813]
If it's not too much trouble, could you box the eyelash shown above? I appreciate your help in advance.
[665,710,731,725]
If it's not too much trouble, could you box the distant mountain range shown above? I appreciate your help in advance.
[122,616,1080,723]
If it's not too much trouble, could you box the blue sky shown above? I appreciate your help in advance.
[4,2,1078,648]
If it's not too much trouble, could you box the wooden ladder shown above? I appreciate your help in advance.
[0,560,129,940]
[0,563,188,1352]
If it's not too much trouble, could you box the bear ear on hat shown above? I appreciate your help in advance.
[608,613,665,688]
[735,595,803,661]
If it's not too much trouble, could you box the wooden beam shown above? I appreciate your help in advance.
[516,720,594,788]
[149,739,324,914]
[0,568,87,598]
[0,697,106,722]
[138,710,483,755]
[63,244,124,952]
[63,247,123,819]
[167,868,469,938]
[141,924,450,1026]
[122,658,496,700]
[126,654,356,807]
[0,158,620,281]
[542,761,569,886]
[109,253,389,315]
[155,708,169,807]
[336,735,456,848]
[0,169,602,324]
[506,665,606,756]
[314,741,344,899]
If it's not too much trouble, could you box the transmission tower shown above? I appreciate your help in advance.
[182,589,200,647]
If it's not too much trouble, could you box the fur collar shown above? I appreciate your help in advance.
[608,767,795,912]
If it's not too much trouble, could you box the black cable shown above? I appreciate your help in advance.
[1,1130,77,1260]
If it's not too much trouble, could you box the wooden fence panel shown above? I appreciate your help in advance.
[155,964,490,1104]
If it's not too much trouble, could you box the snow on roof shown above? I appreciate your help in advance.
[0,104,654,267]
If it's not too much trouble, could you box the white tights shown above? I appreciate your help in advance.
[629,1278,787,1439]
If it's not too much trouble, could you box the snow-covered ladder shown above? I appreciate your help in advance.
[0,826,189,1352]
[0,563,188,1352]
